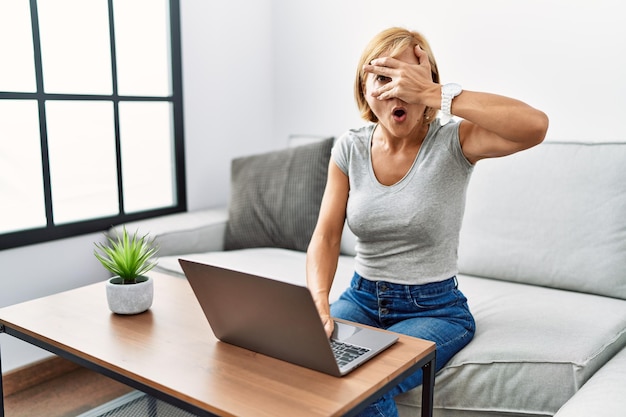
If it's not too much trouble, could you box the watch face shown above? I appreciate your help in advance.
[443,83,462,97]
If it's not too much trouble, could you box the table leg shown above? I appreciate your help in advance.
[421,357,436,417]
[1,328,5,417]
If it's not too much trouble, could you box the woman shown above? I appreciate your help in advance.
[306,27,548,417]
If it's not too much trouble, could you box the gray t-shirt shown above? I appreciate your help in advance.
[332,121,473,285]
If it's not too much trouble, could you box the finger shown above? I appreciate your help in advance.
[371,84,396,100]
[368,55,401,69]
[325,319,335,338]
[362,63,394,77]
[414,44,430,69]
[376,85,398,101]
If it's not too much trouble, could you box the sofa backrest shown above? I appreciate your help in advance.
[458,141,626,300]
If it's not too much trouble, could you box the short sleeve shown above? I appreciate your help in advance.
[331,131,353,175]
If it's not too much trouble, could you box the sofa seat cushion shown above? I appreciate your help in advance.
[156,247,356,303]
[396,274,626,417]
[553,347,626,417]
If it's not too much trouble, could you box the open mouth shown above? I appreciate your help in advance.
[392,108,407,121]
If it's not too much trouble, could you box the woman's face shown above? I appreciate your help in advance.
[363,46,427,139]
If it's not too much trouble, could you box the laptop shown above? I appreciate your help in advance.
[178,259,398,377]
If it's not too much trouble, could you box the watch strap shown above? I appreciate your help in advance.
[440,83,462,126]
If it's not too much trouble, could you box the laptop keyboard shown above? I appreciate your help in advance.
[330,340,370,367]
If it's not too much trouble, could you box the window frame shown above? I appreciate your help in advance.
[0,0,186,250]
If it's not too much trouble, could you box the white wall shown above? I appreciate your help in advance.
[271,0,626,143]
[2,0,625,372]
[182,0,275,211]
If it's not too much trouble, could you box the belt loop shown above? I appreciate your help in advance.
[352,271,362,290]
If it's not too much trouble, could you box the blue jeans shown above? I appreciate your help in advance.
[331,273,476,417]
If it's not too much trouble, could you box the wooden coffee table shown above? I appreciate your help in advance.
[0,272,436,417]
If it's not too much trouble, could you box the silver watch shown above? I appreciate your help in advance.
[440,83,462,125]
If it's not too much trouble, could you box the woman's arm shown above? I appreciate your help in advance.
[450,91,548,163]
[306,160,350,338]
[364,45,549,164]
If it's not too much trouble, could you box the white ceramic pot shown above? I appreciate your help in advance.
[106,275,153,315]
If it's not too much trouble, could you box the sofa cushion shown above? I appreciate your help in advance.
[396,274,626,417]
[553,347,626,417]
[224,138,333,252]
[458,142,626,300]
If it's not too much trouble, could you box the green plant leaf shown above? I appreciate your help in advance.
[94,226,159,283]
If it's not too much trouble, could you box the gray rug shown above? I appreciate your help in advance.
[76,391,199,417]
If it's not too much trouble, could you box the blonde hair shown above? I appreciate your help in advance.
[354,27,440,124]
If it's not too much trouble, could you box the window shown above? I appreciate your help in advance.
[0,0,185,250]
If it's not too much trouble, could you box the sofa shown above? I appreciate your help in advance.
[112,138,626,416]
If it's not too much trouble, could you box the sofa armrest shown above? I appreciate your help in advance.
[553,347,626,417]
[108,207,229,257]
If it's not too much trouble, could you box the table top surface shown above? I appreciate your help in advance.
[0,271,435,417]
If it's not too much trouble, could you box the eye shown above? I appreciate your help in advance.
[376,75,391,83]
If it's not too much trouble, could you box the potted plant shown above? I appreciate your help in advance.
[94,227,159,315]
